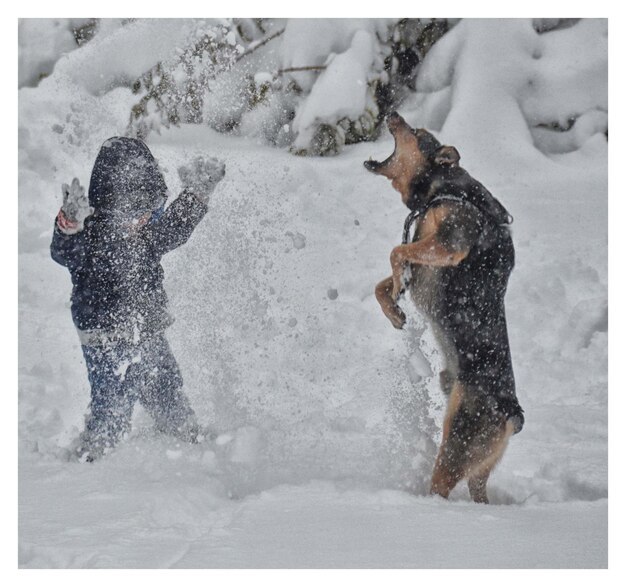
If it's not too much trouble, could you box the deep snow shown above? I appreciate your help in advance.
[18,18,607,568]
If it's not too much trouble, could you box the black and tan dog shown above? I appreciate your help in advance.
[364,112,524,504]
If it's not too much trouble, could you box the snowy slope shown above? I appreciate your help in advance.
[18,19,607,568]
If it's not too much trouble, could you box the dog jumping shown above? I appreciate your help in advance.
[364,112,524,504]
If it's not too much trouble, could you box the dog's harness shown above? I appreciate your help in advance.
[402,209,422,245]
[402,194,462,245]
[401,193,513,245]
[400,193,513,289]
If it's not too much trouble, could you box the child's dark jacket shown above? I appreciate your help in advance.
[51,138,208,343]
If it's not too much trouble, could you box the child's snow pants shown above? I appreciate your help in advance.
[80,332,198,454]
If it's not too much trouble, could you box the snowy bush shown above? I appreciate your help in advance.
[125,18,452,155]
[18,18,98,87]
[18,18,453,155]
[409,18,607,157]
[128,19,270,139]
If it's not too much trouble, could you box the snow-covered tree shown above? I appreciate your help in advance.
[125,18,452,155]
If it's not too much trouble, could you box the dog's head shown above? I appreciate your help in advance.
[364,112,460,207]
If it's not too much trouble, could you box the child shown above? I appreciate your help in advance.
[51,137,225,461]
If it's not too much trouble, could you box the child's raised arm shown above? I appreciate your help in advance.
[57,178,93,234]
[50,178,92,268]
[147,157,225,256]
[177,157,226,206]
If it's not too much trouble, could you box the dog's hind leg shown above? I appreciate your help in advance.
[466,419,515,504]
[431,383,515,503]
[430,381,466,498]
[467,469,490,504]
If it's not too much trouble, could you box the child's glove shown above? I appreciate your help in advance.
[57,178,93,234]
[178,157,226,205]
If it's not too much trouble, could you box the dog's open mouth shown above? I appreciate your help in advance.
[363,111,406,174]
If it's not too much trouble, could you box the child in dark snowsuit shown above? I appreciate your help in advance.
[51,137,225,461]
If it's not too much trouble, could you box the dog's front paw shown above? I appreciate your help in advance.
[385,305,406,329]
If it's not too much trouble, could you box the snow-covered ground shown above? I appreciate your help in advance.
[18,19,607,568]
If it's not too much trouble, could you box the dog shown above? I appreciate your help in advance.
[364,112,524,504]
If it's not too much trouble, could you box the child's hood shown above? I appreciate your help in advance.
[88,137,168,215]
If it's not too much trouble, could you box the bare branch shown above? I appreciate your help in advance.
[236,28,286,62]
[277,66,327,75]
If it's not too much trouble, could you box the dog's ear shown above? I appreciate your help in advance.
[434,146,460,167]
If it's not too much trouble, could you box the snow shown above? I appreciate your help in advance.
[523,19,608,128]
[19,470,606,568]
[51,19,200,95]
[18,18,607,569]
[18,19,78,88]
[280,19,389,93]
